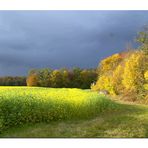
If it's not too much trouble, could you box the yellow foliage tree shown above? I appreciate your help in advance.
[91,75,116,95]
[62,70,70,87]
[92,50,148,100]
[50,70,63,88]
[99,53,122,75]
[144,71,148,91]
[112,64,124,94]
[144,71,148,82]
[122,51,147,94]
[92,53,123,95]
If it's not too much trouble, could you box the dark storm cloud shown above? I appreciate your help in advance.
[0,10,148,76]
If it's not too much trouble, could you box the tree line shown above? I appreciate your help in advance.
[0,68,97,88]
[0,76,26,86]
[26,68,97,89]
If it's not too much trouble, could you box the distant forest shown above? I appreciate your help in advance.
[0,76,26,86]
[0,68,97,89]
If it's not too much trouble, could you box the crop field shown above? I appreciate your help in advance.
[0,86,117,134]
[1,87,148,137]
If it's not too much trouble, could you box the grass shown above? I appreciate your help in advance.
[1,102,148,138]
[1,86,148,138]
[0,86,117,134]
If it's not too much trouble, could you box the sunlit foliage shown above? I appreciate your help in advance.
[91,53,124,95]
[92,49,148,101]
[0,87,116,132]
[98,53,122,75]
[122,51,146,92]
[26,68,97,89]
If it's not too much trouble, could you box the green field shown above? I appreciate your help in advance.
[0,87,148,138]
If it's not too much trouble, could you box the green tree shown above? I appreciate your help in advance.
[61,69,70,88]
[72,67,82,88]
[80,69,97,89]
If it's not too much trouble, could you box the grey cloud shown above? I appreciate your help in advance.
[0,11,148,76]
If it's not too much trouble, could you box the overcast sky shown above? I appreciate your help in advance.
[0,10,148,76]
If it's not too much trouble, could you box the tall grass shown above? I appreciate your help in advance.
[0,87,117,132]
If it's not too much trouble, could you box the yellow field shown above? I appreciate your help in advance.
[0,87,117,132]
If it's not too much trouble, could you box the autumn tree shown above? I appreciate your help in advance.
[122,51,147,97]
[98,53,122,75]
[136,26,148,54]
[37,68,52,87]
[26,67,97,88]
[112,64,124,94]
[50,70,63,88]
[92,53,123,95]
[26,69,39,86]
[26,74,38,86]
[91,75,115,95]
[144,71,148,82]
[61,68,70,88]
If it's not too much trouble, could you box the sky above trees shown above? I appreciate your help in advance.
[0,10,148,76]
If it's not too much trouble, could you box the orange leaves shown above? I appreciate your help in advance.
[26,74,38,86]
